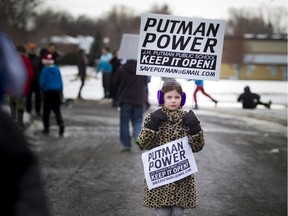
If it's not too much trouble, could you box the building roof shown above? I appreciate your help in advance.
[244,54,287,65]
[243,33,288,40]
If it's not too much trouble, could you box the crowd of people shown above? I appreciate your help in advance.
[0,29,274,216]
[3,40,66,136]
[1,33,64,136]
[1,35,273,146]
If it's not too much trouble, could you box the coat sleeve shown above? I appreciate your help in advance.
[57,67,63,92]
[187,129,205,152]
[21,56,34,96]
[39,68,46,90]
[25,57,34,84]
[112,66,122,86]
[182,110,205,153]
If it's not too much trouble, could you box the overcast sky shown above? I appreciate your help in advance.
[40,0,287,20]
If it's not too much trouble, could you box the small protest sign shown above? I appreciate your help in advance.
[141,136,198,190]
[136,13,225,80]
[118,34,139,60]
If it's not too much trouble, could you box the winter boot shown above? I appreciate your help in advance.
[213,99,218,107]
[266,101,272,109]
[59,125,65,137]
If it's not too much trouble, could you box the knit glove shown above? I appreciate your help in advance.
[182,111,201,135]
[145,109,167,131]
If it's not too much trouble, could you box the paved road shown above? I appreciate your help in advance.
[26,99,287,216]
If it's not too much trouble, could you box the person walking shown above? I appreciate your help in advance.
[237,86,271,109]
[39,53,65,136]
[9,44,34,128]
[138,79,205,216]
[110,49,121,107]
[25,42,42,116]
[96,47,113,98]
[112,59,147,152]
[193,79,218,109]
[77,49,88,99]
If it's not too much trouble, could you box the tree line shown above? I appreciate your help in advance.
[1,0,287,64]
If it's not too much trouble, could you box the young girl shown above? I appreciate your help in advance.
[138,79,205,216]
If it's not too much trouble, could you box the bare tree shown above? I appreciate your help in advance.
[148,4,171,15]
[99,5,140,50]
[263,6,287,33]
[227,7,274,35]
[226,6,287,35]
[0,0,42,42]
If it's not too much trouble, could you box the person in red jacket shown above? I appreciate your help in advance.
[9,44,34,128]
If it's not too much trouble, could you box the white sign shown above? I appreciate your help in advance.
[137,13,225,80]
[118,34,139,60]
[141,136,198,190]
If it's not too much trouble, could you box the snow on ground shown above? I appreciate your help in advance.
[61,65,287,110]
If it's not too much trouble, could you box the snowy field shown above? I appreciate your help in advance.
[61,66,287,109]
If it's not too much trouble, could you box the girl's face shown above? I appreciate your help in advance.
[163,89,182,110]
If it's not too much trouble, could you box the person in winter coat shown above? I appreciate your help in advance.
[109,49,121,107]
[95,47,113,98]
[9,44,34,128]
[47,43,60,65]
[39,53,64,136]
[237,86,271,109]
[112,59,147,152]
[25,42,42,116]
[77,49,88,99]
[138,79,205,216]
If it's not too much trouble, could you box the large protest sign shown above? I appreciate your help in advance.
[136,13,225,80]
[142,136,198,190]
[118,34,139,60]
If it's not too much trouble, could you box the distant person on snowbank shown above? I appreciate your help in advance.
[237,86,271,109]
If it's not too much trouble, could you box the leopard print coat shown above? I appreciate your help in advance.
[138,106,205,209]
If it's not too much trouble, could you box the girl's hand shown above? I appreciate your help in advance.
[145,109,167,131]
[182,111,201,135]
